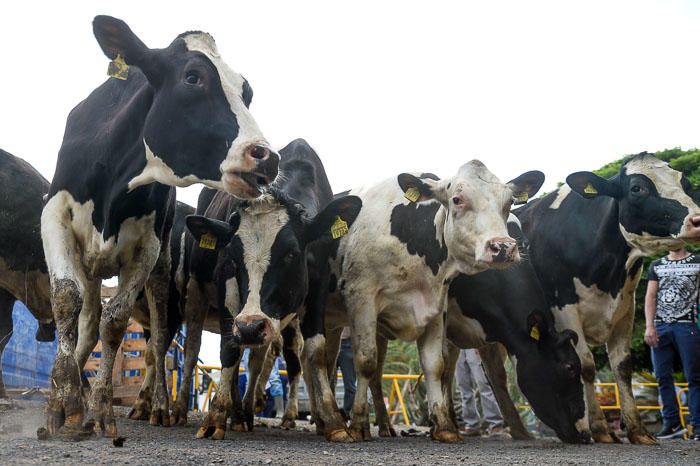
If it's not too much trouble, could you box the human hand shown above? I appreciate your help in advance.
[644,326,659,347]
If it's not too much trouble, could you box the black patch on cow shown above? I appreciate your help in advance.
[419,173,440,181]
[390,202,447,276]
[628,258,643,278]
[328,273,338,293]
[0,149,50,274]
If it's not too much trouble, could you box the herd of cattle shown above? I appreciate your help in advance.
[1,15,699,448]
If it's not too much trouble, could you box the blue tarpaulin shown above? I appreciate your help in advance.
[2,301,57,388]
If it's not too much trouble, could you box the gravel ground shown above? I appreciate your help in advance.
[1,400,699,465]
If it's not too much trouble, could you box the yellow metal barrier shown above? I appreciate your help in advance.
[182,364,691,427]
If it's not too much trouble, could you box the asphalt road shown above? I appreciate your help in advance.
[1,400,698,465]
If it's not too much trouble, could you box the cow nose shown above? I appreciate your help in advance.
[483,237,519,264]
[691,215,700,228]
[234,318,268,345]
[245,144,279,186]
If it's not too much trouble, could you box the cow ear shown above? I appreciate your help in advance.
[508,171,545,205]
[567,171,622,199]
[185,215,236,251]
[302,196,363,245]
[397,173,448,204]
[93,16,158,81]
[526,311,550,344]
[242,77,254,109]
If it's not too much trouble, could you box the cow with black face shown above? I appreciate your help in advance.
[444,215,588,444]
[516,153,700,444]
[324,162,544,442]
[41,16,277,440]
[186,139,363,441]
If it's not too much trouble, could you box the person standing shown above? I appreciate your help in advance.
[336,327,356,418]
[644,246,700,440]
[455,348,506,436]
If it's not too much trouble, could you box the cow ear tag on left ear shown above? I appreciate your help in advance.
[513,192,529,204]
[331,216,349,240]
[530,324,540,341]
[404,187,420,203]
[199,233,217,250]
[107,54,129,81]
[583,183,598,195]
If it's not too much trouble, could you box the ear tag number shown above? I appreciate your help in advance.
[331,216,349,240]
[108,54,129,80]
[530,324,540,341]
[513,192,529,204]
[583,183,598,195]
[404,187,421,203]
[199,233,217,250]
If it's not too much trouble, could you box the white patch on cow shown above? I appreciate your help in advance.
[224,277,240,315]
[183,34,268,178]
[554,278,619,347]
[548,185,571,210]
[128,141,223,192]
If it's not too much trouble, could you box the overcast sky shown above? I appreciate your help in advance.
[3,1,700,362]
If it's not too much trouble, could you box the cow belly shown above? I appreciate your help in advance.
[376,288,441,341]
[0,257,51,322]
[445,300,487,349]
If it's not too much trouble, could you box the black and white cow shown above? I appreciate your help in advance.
[0,149,55,399]
[41,16,278,440]
[444,215,587,444]
[515,153,700,444]
[186,139,363,442]
[324,162,544,442]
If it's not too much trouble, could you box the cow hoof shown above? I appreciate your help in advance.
[149,410,171,427]
[196,425,215,439]
[327,428,355,443]
[212,427,226,440]
[433,430,462,443]
[628,432,658,445]
[170,406,188,426]
[55,424,96,442]
[231,422,247,433]
[378,425,397,438]
[280,418,296,430]
[592,432,616,444]
[348,426,372,441]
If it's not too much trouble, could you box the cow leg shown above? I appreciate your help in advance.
[607,310,656,445]
[346,301,378,441]
[371,336,396,437]
[170,279,208,426]
[0,289,15,399]
[280,321,303,429]
[241,345,269,431]
[417,314,460,443]
[74,280,101,406]
[197,343,241,440]
[442,341,461,432]
[129,339,155,420]
[89,242,160,438]
[478,343,533,440]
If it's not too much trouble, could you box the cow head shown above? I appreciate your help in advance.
[186,193,362,347]
[567,153,700,254]
[398,161,544,274]
[92,15,278,199]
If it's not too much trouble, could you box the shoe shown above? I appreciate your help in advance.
[655,423,687,439]
[485,425,510,438]
[692,430,700,441]
[459,426,481,437]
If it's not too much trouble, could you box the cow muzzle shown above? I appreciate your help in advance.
[222,144,280,199]
[477,237,519,267]
[232,314,273,346]
[684,215,700,240]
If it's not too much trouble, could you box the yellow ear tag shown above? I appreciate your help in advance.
[404,187,421,203]
[530,324,540,341]
[331,216,349,240]
[583,183,598,195]
[108,54,129,80]
[199,233,217,250]
[513,192,529,204]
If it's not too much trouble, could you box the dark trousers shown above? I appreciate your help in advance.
[651,322,700,428]
[337,338,356,413]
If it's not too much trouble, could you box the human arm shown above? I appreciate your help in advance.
[644,279,659,347]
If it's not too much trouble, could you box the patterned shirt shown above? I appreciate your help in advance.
[647,254,700,324]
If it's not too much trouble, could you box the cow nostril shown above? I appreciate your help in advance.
[250,145,269,160]
[257,175,268,186]
[692,216,700,228]
[489,242,501,254]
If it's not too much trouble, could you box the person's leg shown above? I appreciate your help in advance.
[455,350,479,430]
[672,323,700,431]
[337,338,357,414]
[465,349,503,431]
[651,323,681,428]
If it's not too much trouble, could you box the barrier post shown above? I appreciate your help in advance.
[172,369,178,402]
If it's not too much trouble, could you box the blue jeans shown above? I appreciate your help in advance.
[337,338,356,413]
[651,322,700,428]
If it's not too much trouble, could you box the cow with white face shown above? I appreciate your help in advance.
[324,161,544,442]
[516,152,700,444]
[41,15,277,440]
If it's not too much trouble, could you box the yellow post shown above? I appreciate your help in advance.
[393,377,410,426]
[203,381,214,412]
[194,367,200,412]
[172,369,178,402]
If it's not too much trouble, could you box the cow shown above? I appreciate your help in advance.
[0,149,55,399]
[185,138,363,441]
[443,215,587,443]
[323,162,544,442]
[515,152,700,444]
[40,15,278,440]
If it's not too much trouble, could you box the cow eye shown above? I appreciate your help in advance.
[452,197,462,206]
[630,185,646,194]
[185,71,201,85]
[285,250,298,263]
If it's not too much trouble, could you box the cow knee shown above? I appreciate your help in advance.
[614,354,633,381]
[355,347,377,379]
[51,279,82,320]
[581,359,596,384]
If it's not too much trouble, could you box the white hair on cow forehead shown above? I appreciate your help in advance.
[624,155,693,207]
[244,193,283,216]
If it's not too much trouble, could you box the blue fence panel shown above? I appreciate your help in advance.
[2,301,57,388]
